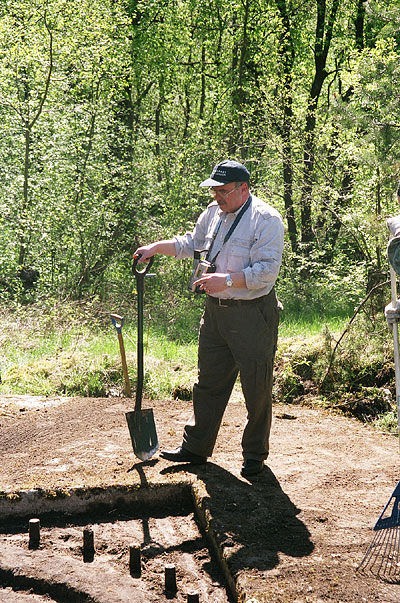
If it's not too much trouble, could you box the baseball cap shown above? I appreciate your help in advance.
[200,160,250,187]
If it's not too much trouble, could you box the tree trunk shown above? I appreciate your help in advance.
[300,0,340,248]
[230,0,250,157]
[199,44,206,120]
[17,11,53,268]
[315,0,366,260]
[18,122,31,267]
[275,0,297,253]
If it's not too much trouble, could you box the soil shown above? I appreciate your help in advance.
[0,393,400,602]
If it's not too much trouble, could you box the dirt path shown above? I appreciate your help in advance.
[0,394,399,602]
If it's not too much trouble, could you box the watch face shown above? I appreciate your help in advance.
[226,276,233,287]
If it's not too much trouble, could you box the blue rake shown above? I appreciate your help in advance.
[361,239,400,582]
[358,481,400,582]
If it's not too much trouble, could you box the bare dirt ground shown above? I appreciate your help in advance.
[0,393,400,602]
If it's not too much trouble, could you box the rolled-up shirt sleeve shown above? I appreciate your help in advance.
[173,206,217,259]
[388,236,400,276]
[243,214,284,290]
[174,233,194,259]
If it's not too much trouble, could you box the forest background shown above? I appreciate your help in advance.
[1,0,400,426]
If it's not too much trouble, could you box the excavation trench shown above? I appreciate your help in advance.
[0,484,232,603]
[3,396,400,602]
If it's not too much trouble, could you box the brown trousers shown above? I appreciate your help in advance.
[182,289,279,461]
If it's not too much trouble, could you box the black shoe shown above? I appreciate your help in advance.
[241,459,264,477]
[160,446,207,465]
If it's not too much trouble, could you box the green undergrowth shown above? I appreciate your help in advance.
[0,300,198,399]
[0,300,398,434]
[274,319,398,434]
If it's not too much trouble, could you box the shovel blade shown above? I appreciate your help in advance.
[125,409,159,461]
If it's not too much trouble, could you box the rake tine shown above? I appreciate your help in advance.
[389,528,400,578]
[358,481,400,582]
[387,530,397,577]
[360,532,378,569]
[382,530,394,577]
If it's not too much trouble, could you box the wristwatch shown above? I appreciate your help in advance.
[225,274,233,288]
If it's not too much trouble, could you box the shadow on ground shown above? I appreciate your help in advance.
[160,462,314,575]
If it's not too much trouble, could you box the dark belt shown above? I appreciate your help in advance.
[207,295,266,307]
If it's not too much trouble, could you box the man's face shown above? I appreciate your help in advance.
[210,182,246,213]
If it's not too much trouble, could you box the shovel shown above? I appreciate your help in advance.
[125,255,159,461]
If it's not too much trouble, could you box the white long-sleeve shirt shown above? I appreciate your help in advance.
[174,194,285,299]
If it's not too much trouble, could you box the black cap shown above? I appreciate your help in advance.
[200,160,250,187]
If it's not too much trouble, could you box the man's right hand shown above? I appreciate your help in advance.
[133,240,177,263]
[133,244,156,263]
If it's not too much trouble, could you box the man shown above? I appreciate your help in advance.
[134,159,284,477]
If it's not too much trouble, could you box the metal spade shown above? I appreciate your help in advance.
[125,255,158,461]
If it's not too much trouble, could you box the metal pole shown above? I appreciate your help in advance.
[390,265,400,447]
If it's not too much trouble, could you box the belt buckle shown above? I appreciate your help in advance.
[218,298,230,307]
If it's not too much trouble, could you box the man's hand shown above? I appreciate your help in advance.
[385,300,400,328]
[134,244,156,263]
[133,240,177,263]
[194,273,228,294]
[194,270,247,294]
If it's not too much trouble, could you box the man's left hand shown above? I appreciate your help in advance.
[194,273,229,294]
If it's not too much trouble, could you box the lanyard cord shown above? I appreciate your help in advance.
[206,194,252,264]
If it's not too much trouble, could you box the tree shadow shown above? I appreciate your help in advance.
[161,462,314,574]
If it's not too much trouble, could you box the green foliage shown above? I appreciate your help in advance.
[374,410,398,434]
[0,299,200,398]
[274,305,397,428]
[0,0,398,304]
[274,363,305,404]
[0,0,400,438]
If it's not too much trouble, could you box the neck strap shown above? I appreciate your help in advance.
[207,194,252,264]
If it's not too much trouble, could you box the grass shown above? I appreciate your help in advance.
[279,309,350,338]
[0,299,397,433]
[0,302,200,399]
[0,300,351,400]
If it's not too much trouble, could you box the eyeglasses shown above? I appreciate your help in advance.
[208,183,242,198]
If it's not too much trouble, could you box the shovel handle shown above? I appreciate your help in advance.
[132,254,155,412]
[117,331,132,398]
[110,313,124,332]
[132,254,155,276]
[110,313,132,397]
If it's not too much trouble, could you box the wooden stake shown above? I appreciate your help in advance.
[28,518,40,550]
[129,545,141,576]
[187,592,200,602]
[165,563,177,593]
[83,528,94,562]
